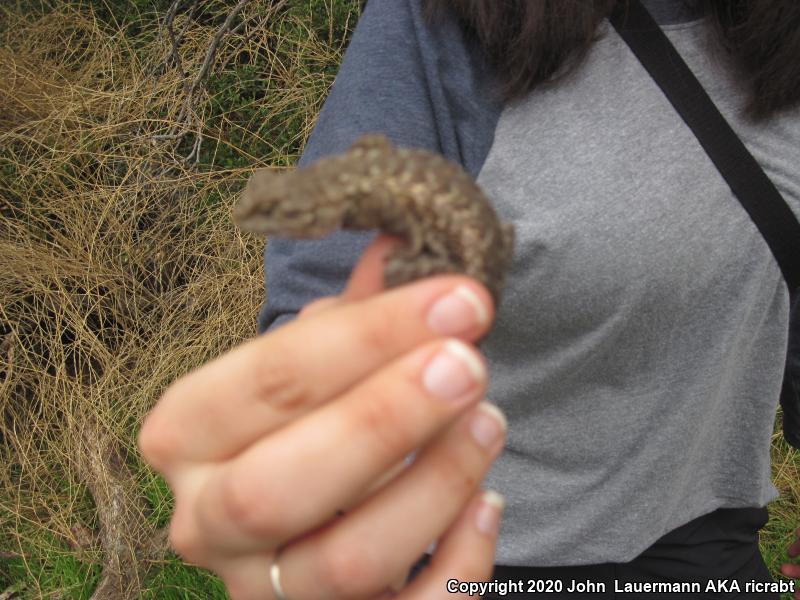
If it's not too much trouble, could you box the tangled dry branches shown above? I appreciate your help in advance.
[153,0,291,164]
[0,0,358,596]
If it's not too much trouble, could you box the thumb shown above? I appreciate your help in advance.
[342,233,404,302]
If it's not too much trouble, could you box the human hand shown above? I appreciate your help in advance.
[781,527,800,599]
[137,234,507,599]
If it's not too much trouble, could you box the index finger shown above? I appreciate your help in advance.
[342,233,404,302]
[139,272,493,475]
[296,234,404,320]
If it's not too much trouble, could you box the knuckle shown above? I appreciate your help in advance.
[224,581,245,600]
[299,296,338,319]
[138,412,182,469]
[223,576,256,600]
[353,383,417,460]
[318,543,382,599]
[218,470,281,539]
[168,513,204,565]
[250,343,311,412]
[168,524,191,558]
[450,549,491,584]
[355,304,402,353]
[429,446,479,498]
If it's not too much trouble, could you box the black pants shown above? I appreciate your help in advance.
[410,507,782,599]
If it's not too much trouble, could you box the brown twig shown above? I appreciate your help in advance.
[150,0,291,168]
[72,415,169,600]
[152,0,259,161]
[215,9,280,74]
[179,0,203,39]
[164,13,187,78]
[168,0,253,132]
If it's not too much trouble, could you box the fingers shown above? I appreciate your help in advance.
[401,489,504,599]
[191,338,490,554]
[297,296,340,319]
[782,527,800,578]
[274,402,507,600]
[342,233,406,301]
[783,561,800,579]
[221,488,505,600]
[782,527,800,597]
[782,565,800,578]
[214,551,279,600]
[293,234,407,319]
[139,270,493,475]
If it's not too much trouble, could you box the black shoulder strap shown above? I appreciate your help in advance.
[609,0,800,300]
[609,0,800,448]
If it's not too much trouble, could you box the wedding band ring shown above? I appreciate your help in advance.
[269,550,289,600]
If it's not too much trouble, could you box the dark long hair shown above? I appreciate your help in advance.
[420,0,800,122]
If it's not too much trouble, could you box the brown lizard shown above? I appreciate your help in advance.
[233,133,515,307]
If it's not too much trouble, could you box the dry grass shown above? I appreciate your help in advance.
[766,427,800,591]
[0,0,356,596]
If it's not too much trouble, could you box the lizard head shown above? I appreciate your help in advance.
[233,169,345,238]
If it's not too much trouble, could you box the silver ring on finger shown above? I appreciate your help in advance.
[269,549,289,600]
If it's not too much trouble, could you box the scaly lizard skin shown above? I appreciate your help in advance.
[233,133,515,307]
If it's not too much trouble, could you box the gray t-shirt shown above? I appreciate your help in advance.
[257,0,800,566]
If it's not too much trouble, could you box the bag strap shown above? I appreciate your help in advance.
[608,0,800,301]
[609,0,800,449]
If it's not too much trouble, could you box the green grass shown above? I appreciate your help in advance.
[139,557,230,600]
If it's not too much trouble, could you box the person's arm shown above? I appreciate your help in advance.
[257,0,442,334]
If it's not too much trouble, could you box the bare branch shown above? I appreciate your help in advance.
[165,17,186,78]
[151,0,291,165]
[184,131,203,165]
[72,415,169,600]
[189,0,252,97]
[160,0,189,76]
[151,131,188,141]
[216,14,267,73]
[176,0,202,46]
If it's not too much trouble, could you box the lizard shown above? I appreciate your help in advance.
[232,133,515,308]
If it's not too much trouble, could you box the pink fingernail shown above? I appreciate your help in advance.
[469,402,507,449]
[422,340,485,401]
[427,285,488,335]
[475,490,505,535]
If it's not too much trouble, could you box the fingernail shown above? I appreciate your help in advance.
[470,402,507,449]
[427,285,488,335]
[422,340,485,401]
[475,490,505,535]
